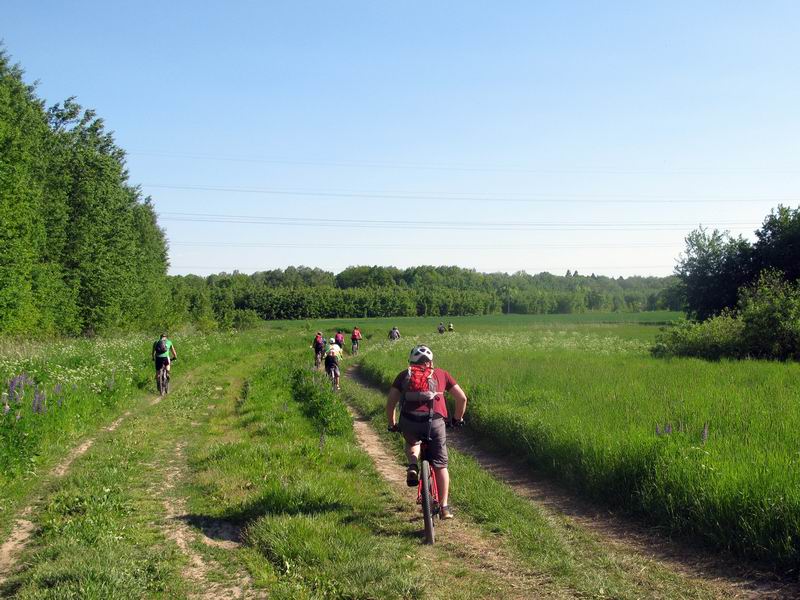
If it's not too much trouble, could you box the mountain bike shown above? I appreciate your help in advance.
[417,437,440,544]
[157,362,170,396]
[390,421,441,544]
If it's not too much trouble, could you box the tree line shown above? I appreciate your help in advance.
[165,267,681,329]
[0,50,171,336]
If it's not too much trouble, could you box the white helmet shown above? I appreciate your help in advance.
[409,345,433,364]
[329,337,335,344]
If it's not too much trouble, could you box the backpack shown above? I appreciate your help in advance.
[156,339,167,354]
[400,364,438,413]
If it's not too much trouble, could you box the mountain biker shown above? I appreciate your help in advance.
[437,322,446,334]
[389,326,401,341]
[386,345,467,520]
[151,333,177,388]
[334,330,345,353]
[311,331,326,369]
[351,326,363,354]
[325,337,343,390]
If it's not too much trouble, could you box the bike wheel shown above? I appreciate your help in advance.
[420,460,435,545]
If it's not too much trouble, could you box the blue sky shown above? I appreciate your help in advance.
[5,1,800,277]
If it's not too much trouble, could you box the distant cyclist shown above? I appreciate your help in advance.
[311,331,326,369]
[437,322,446,334]
[448,322,454,332]
[351,326,363,355]
[386,345,467,519]
[389,326,401,341]
[151,333,177,389]
[334,330,345,353]
[324,337,343,390]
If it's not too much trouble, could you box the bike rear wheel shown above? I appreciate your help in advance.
[421,460,435,545]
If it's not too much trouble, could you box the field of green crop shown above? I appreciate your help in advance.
[350,312,800,569]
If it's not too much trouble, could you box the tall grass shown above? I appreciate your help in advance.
[357,320,800,569]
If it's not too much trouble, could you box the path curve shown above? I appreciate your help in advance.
[346,363,798,599]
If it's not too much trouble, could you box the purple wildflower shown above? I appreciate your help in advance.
[32,387,46,414]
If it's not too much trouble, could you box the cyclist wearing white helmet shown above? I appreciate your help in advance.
[386,344,468,519]
[325,337,343,390]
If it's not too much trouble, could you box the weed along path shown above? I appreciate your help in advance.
[344,363,795,599]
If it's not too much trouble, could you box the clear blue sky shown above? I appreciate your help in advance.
[5,1,800,277]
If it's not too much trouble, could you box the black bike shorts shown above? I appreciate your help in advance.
[326,364,340,378]
[399,414,448,468]
[155,356,170,372]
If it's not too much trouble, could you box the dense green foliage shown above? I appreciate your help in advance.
[0,50,170,336]
[677,204,800,320]
[655,270,800,360]
[354,315,800,569]
[170,265,680,324]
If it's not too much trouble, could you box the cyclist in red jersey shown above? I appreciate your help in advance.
[386,345,467,519]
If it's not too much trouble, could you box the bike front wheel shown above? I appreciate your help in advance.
[420,460,436,545]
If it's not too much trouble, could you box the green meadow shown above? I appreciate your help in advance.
[353,312,800,568]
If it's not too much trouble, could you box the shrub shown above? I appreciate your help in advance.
[653,270,800,361]
[232,309,263,330]
[652,312,744,360]
[738,270,800,360]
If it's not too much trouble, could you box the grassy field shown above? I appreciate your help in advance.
[4,311,796,597]
[351,312,800,569]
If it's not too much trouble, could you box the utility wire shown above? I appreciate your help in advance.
[142,183,794,205]
[130,151,800,175]
[159,211,759,232]
[170,241,680,249]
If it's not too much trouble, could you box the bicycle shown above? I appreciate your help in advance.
[351,339,359,355]
[157,362,170,396]
[390,420,442,544]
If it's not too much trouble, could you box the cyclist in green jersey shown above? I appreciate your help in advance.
[152,333,177,388]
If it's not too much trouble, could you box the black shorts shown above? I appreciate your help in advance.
[326,364,340,377]
[399,414,448,468]
[155,356,170,372]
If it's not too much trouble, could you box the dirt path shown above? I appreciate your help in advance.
[0,409,133,584]
[346,364,798,599]
[158,442,261,600]
[348,407,559,599]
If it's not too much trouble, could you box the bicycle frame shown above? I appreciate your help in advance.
[416,440,440,508]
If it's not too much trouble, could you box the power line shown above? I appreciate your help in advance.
[160,211,759,232]
[142,183,794,205]
[170,241,681,249]
[129,151,800,175]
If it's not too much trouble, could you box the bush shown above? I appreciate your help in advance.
[232,309,262,330]
[291,369,352,436]
[653,270,800,361]
[738,270,800,360]
[652,312,744,359]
